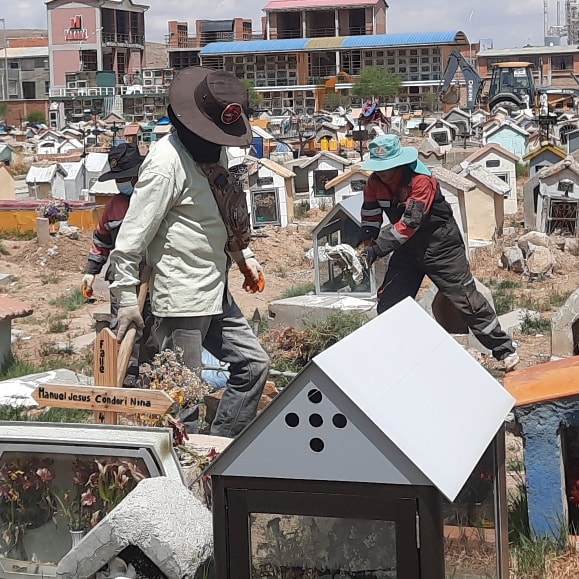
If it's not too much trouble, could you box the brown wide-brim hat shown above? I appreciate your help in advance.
[169,66,252,147]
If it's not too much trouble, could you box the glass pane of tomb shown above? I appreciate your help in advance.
[249,512,397,578]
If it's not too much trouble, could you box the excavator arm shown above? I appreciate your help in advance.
[438,49,484,111]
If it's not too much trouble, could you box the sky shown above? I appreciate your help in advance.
[7,0,556,49]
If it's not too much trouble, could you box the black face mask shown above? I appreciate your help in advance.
[167,105,222,163]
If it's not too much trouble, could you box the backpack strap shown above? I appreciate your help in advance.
[199,162,251,253]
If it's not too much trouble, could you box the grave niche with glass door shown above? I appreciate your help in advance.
[312,193,388,296]
[207,297,514,579]
[0,423,182,578]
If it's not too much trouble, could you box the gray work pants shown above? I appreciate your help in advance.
[153,298,270,437]
[377,219,515,361]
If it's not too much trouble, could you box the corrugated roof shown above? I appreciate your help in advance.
[465,143,520,164]
[201,30,464,55]
[26,164,67,183]
[298,150,353,169]
[431,166,475,192]
[341,31,464,48]
[4,46,48,59]
[537,156,579,178]
[265,0,380,8]
[84,152,109,173]
[463,164,511,195]
[252,126,275,140]
[60,162,83,180]
[479,45,579,58]
[306,37,346,49]
[324,166,371,189]
[201,38,308,54]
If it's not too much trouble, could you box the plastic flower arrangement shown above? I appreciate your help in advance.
[0,457,55,559]
[52,457,95,532]
[37,199,72,224]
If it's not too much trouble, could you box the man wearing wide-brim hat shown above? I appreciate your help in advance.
[109,67,270,436]
[358,134,519,372]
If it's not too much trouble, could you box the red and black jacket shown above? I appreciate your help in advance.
[360,170,452,256]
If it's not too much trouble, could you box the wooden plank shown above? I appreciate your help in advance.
[117,265,152,387]
[94,327,118,424]
[32,384,173,415]
[504,356,579,407]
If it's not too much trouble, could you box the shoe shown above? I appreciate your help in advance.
[503,352,520,373]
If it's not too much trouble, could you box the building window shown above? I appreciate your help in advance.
[486,159,501,168]
[80,51,98,72]
[9,61,18,69]
[22,81,36,99]
[44,81,50,95]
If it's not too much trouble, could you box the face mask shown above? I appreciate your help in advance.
[117,182,134,196]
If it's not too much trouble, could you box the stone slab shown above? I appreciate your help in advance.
[0,273,12,288]
[268,294,376,330]
[498,309,539,337]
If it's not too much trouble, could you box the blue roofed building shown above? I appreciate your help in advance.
[167,0,473,116]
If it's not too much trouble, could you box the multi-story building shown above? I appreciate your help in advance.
[263,0,387,39]
[165,1,469,113]
[46,0,174,124]
[1,45,50,100]
[166,19,255,71]
[197,31,470,113]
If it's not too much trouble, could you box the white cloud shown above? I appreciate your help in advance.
[9,0,556,50]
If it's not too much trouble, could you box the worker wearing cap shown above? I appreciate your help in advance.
[358,134,519,372]
[109,66,270,436]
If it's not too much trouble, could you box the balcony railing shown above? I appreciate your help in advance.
[49,87,115,98]
[101,32,144,46]
[276,29,303,39]
[49,84,170,98]
[165,34,198,48]
[307,27,337,38]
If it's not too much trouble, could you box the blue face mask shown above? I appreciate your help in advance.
[117,182,134,196]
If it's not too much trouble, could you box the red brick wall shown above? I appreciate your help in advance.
[2,100,49,126]
[7,37,48,48]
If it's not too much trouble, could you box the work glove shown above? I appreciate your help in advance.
[81,274,95,299]
[357,226,378,249]
[363,245,386,269]
[115,304,144,342]
[238,257,265,293]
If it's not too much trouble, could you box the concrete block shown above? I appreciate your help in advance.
[36,217,51,244]
[551,288,579,357]
[268,294,376,330]
[498,309,539,337]
[56,477,213,579]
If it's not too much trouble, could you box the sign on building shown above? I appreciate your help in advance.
[64,15,88,41]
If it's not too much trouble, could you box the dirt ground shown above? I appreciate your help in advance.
[1,205,577,378]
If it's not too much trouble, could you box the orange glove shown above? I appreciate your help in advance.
[238,258,265,293]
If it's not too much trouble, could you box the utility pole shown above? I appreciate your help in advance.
[0,19,7,102]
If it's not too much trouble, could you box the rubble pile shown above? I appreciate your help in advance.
[500,231,559,277]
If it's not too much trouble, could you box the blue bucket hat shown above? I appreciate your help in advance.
[361,134,430,175]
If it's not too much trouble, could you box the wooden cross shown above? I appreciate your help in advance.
[32,328,172,425]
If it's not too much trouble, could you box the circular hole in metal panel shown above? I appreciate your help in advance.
[307,388,323,404]
[285,412,299,427]
[310,437,324,452]
[332,413,347,428]
[309,413,323,427]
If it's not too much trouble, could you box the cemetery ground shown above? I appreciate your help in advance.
[0,212,578,576]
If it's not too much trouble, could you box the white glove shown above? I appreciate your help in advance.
[81,274,95,290]
[239,257,262,284]
[116,305,144,341]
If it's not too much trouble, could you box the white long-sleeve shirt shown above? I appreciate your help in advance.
[109,132,253,317]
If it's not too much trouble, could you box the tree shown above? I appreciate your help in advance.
[351,67,402,103]
[323,91,351,111]
[241,79,263,116]
[26,111,46,125]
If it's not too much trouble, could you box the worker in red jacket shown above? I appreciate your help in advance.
[358,134,519,372]
[82,143,155,386]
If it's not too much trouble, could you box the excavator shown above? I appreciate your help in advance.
[438,49,547,114]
